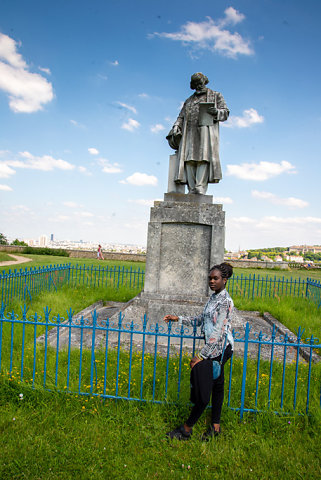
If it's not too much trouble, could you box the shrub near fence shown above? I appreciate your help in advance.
[0,305,320,418]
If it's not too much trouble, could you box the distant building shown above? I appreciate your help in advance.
[50,234,54,242]
[286,255,304,263]
[289,245,321,254]
[39,235,48,247]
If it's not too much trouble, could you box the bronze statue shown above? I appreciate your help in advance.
[166,73,229,194]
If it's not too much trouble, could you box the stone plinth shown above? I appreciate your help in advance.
[135,194,225,323]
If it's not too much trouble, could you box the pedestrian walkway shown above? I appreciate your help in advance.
[0,254,32,267]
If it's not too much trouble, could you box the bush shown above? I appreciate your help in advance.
[22,247,69,257]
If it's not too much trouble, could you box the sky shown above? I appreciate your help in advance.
[0,0,320,251]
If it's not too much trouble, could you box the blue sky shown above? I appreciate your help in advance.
[0,0,320,251]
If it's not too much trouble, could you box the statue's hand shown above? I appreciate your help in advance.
[208,106,218,116]
[172,125,181,136]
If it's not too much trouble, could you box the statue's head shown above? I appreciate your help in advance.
[190,72,209,91]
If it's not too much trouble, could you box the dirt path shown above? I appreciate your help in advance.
[0,254,32,267]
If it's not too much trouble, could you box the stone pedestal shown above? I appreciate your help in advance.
[136,193,225,323]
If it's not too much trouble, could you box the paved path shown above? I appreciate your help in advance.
[0,254,32,267]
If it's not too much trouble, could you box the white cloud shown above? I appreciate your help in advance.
[226,215,321,250]
[0,184,12,191]
[230,216,256,225]
[222,6,246,25]
[128,198,160,207]
[50,215,70,222]
[120,172,158,186]
[8,151,75,171]
[11,204,34,214]
[226,160,296,181]
[151,8,253,58]
[78,166,92,175]
[224,108,264,128]
[63,201,79,208]
[0,162,16,178]
[78,211,94,218]
[150,124,165,134]
[116,102,137,114]
[0,151,77,181]
[251,190,308,208]
[38,66,51,75]
[212,196,233,204]
[88,147,99,155]
[0,32,53,113]
[256,216,321,229]
[121,118,140,132]
[98,158,122,174]
[110,60,119,66]
[138,93,149,98]
[70,119,86,129]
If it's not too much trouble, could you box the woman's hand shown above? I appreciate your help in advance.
[163,315,179,323]
[190,356,202,369]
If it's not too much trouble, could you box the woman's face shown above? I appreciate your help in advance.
[208,269,227,293]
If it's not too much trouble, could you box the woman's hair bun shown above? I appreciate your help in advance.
[209,262,233,279]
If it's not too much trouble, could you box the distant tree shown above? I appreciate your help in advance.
[11,239,28,246]
[0,233,8,245]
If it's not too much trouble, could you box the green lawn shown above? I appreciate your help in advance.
[0,252,14,262]
[0,375,320,480]
[0,257,320,478]
[1,253,321,281]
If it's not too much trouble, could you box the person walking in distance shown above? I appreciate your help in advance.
[97,244,104,260]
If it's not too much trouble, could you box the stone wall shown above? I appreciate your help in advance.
[227,259,289,270]
[0,245,146,263]
[0,245,294,269]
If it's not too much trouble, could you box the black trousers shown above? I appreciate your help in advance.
[185,344,233,427]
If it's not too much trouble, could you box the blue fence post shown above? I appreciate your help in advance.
[20,304,28,382]
[240,322,250,420]
[140,314,148,400]
[90,310,97,396]
[66,308,74,391]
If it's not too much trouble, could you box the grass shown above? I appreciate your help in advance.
[234,295,321,342]
[0,257,320,478]
[0,252,14,262]
[1,253,321,281]
[0,254,145,273]
[2,283,142,319]
[0,370,320,479]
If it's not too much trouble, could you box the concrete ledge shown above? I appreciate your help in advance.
[263,312,320,363]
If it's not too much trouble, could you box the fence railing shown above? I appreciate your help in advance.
[306,278,321,308]
[0,263,145,306]
[1,264,320,308]
[0,305,320,418]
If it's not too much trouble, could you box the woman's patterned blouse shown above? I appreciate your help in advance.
[178,288,234,359]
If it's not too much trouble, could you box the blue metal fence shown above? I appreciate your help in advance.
[1,264,320,308]
[0,304,320,418]
[0,263,145,306]
[306,278,321,308]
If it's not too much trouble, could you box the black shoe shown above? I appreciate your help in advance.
[201,425,221,441]
[166,424,192,440]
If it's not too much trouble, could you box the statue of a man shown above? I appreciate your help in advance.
[166,72,229,195]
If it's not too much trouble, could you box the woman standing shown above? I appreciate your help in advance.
[164,262,234,441]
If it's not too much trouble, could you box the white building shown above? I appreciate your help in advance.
[39,235,48,247]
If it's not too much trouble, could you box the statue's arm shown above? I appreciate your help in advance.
[166,103,186,149]
[208,92,229,122]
